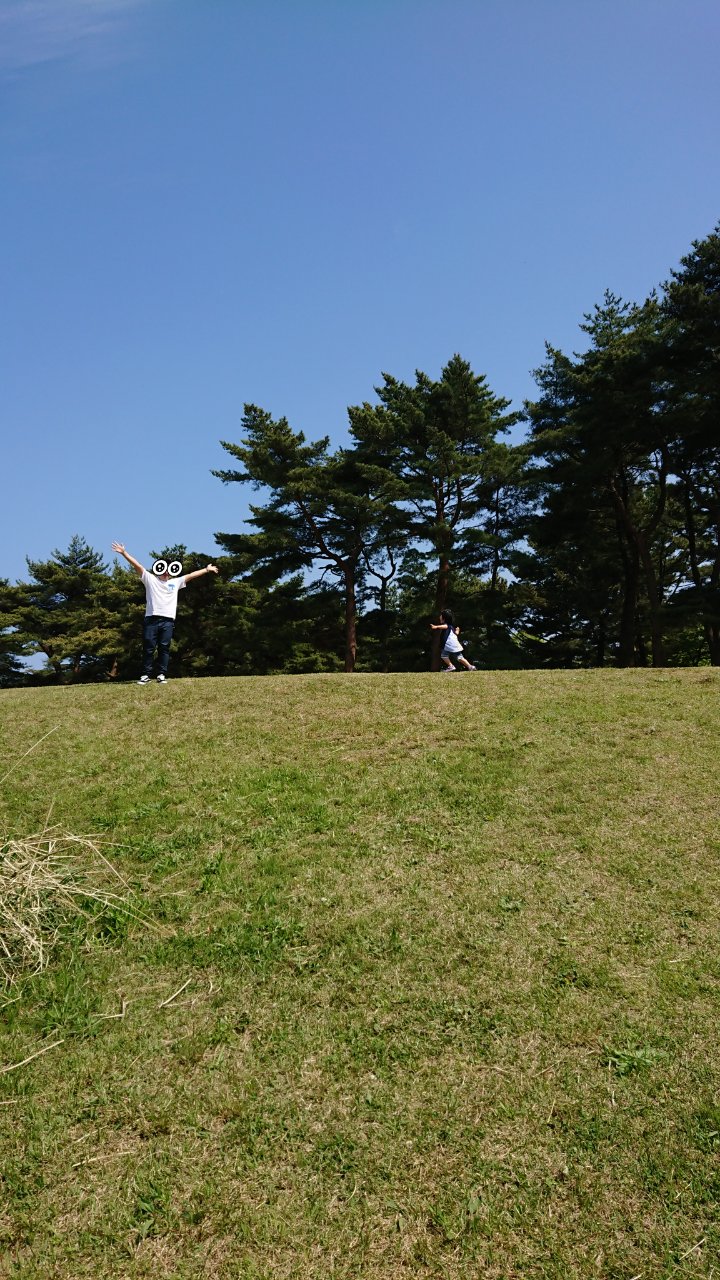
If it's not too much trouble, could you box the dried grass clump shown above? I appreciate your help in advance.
[0,826,132,987]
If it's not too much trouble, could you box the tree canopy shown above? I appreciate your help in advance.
[3,226,718,683]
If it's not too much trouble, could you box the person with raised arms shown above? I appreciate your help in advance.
[112,541,218,684]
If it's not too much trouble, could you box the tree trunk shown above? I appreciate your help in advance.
[430,554,451,670]
[343,562,357,673]
[635,626,648,667]
[681,475,720,666]
[617,540,640,667]
[490,486,501,592]
[704,623,720,666]
[595,612,607,667]
[637,532,666,667]
[609,477,666,667]
[379,577,390,673]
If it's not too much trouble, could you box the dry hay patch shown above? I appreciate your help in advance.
[0,825,134,988]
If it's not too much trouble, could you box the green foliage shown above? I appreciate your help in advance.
[0,578,28,687]
[2,227,719,677]
[663,226,720,663]
[523,224,720,669]
[214,406,394,670]
[348,355,522,631]
[12,535,134,684]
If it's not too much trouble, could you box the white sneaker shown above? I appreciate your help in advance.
[137,675,150,685]
[441,665,456,672]
[156,674,167,684]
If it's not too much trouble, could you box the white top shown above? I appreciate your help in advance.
[442,629,463,654]
[141,569,186,619]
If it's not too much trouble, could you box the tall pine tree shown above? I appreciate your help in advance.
[214,407,389,671]
[348,355,520,668]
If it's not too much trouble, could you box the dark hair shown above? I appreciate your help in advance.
[440,609,454,625]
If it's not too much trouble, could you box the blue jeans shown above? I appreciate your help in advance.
[142,615,175,676]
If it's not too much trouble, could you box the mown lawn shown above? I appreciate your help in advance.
[1,670,719,1278]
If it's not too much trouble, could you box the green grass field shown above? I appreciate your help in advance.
[1,670,719,1279]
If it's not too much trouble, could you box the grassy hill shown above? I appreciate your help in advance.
[1,670,719,1278]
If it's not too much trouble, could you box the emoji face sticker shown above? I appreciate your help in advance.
[152,560,183,577]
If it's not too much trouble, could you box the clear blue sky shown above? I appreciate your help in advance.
[2,0,718,584]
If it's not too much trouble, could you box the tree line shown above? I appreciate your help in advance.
[2,225,718,685]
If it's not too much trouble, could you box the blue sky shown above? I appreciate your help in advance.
[2,0,718,584]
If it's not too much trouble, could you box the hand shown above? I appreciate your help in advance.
[206,564,219,574]
[112,541,125,554]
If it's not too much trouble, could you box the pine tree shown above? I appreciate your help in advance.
[16,536,118,682]
[348,355,520,668]
[0,579,27,687]
[526,297,674,667]
[662,226,720,663]
[214,407,389,672]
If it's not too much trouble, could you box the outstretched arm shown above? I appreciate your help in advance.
[183,564,219,584]
[112,542,145,577]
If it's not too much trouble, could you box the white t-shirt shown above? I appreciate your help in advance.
[141,569,186,620]
[441,628,463,655]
